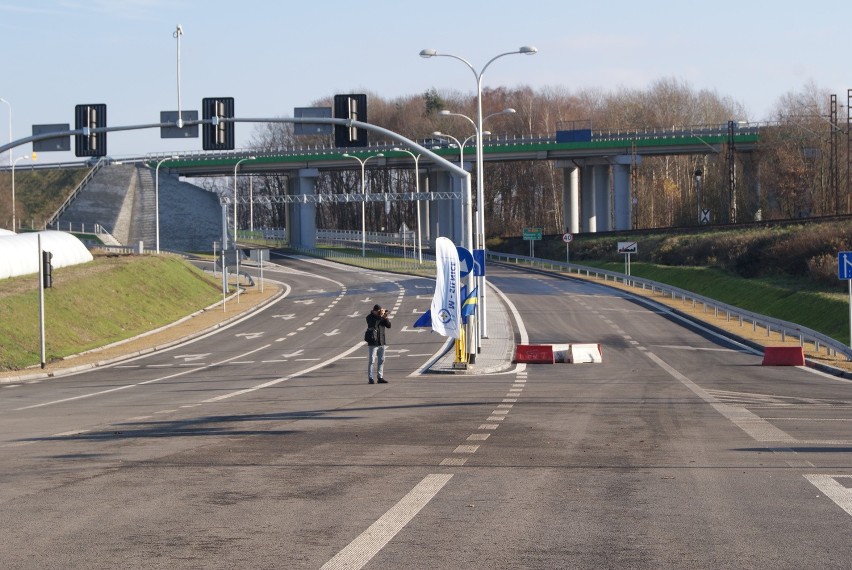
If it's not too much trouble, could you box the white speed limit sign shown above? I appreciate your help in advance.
[562,233,573,243]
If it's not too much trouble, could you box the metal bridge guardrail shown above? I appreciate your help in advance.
[287,245,435,274]
[487,251,852,362]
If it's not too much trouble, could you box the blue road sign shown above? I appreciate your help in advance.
[839,251,852,280]
[457,246,474,278]
[473,249,486,277]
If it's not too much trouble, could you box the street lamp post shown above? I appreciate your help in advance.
[0,97,11,168]
[392,148,423,264]
[421,45,536,340]
[233,156,256,248]
[694,168,703,224]
[11,154,33,232]
[343,152,384,257]
[155,154,180,253]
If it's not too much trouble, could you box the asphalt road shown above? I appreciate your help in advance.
[1,256,850,569]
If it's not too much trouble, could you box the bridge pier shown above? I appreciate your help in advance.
[427,167,465,248]
[287,168,318,249]
[560,155,637,234]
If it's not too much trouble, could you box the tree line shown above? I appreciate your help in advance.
[201,78,848,243]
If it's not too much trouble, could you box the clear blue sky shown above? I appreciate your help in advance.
[1,0,849,163]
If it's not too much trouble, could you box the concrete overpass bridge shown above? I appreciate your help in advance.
[149,123,760,249]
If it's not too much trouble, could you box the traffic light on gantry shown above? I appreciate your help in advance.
[42,251,53,289]
[202,97,235,150]
[74,104,107,157]
[334,94,368,147]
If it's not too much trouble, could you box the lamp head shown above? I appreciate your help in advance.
[419,48,437,58]
[519,45,538,55]
[503,108,517,115]
[438,110,451,116]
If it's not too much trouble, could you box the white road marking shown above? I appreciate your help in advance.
[440,458,467,466]
[804,475,852,517]
[202,343,363,403]
[487,416,505,421]
[479,424,499,430]
[51,429,91,437]
[321,474,453,570]
[467,433,490,441]
[454,445,480,453]
[644,351,796,442]
[15,344,273,411]
[491,410,510,415]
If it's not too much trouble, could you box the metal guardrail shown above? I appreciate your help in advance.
[286,246,435,273]
[487,251,852,361]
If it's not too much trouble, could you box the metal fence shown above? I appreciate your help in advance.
[487,251,852,361]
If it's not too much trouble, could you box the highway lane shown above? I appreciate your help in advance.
[0,259,850,568]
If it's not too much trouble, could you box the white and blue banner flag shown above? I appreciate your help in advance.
[431,237,461,339]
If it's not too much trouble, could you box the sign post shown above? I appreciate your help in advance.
[523,227,543,258]
[838,251,852,347]
[562,232,573,264]
[617,241,638,276]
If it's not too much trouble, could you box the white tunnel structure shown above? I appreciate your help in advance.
[0,230,94,280]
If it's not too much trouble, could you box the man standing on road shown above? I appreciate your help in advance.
[366,304,392,384]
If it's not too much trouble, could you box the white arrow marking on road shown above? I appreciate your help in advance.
[236,332,265,340]
[804,475,852,517]
[400,326,426,333]
[294,299,315,305]
[173,354,210,362]
[416,295,432,300]
[282,350,304,358]
[272,313,296,320]
[348,312,361,318]
[362,298,373,303]
[308,289,326,294]
[414,284,431,289]
[384,348,410,354]
[324,329,341,336]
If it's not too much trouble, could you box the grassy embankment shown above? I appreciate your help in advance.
[490,221,852,345]
[0,254,222,371]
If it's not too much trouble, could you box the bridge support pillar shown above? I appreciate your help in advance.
[287,168,318,249]
[558,162,580,234]
[564,156,637,234]
[580,164,596,232]
[427,167,465,248]
[594,165,611,232]
[612,156,633,231]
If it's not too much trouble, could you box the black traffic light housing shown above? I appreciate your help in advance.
[75,104,107,157]
[202,97,235,150]
[42,250,53,289]
[333,94,368,147]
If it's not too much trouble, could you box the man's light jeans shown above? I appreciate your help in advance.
[367,345,386,380]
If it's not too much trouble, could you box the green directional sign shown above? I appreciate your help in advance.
[523,227,542,241]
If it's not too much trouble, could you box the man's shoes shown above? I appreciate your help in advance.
[368,379,375,384]
[377,377,388,384]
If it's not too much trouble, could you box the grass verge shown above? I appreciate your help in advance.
[0,253,222,371]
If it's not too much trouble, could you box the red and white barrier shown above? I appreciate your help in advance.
[762,346,805,366]
[514,343,603,364]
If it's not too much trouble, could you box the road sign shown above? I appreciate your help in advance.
[838,252,852,279]
[617,241,638,254]
[700,209,711,224]
[562,233,573,243]
[457,246,474,278]
[523,227,542,241]
[473,249,486,277]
